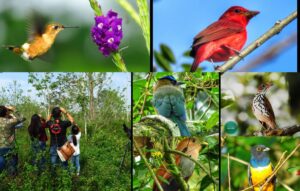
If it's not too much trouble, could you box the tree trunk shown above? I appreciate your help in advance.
[87,73,95,120]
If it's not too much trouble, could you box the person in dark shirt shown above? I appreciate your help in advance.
[28,114,48,171]
[46,107,74,167]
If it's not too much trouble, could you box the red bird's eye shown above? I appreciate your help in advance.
[234,9,241,13]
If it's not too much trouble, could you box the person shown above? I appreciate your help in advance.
[46,107,74,168]
[0,105,25,175]
[28,114,47,170]
[68,124,81,176]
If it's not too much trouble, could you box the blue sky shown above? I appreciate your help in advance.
[0,72,131,107]
[154,0,297,72]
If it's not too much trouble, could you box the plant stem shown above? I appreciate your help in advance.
[136,0,150,54]
[116,0,141,26]
[89,0,102,16]
[112,52,128,72]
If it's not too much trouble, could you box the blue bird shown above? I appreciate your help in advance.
[152,75,191,136]
[248,145,276,191]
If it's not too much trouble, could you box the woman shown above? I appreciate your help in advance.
[68,124,81,176]
[28,114,47,170]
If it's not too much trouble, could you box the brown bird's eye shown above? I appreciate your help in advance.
[53,25,59,30]
[234,9,241,13]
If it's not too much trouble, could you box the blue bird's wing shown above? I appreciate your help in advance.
[153,94,172,117]
[153,86,191,136]
[169,94,186,121]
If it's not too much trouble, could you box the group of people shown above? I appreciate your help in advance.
[0,106,81,176]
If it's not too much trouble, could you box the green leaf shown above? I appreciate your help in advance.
[154,50,172,71]
[206,111,219,130]
[160,44,176,63]
[183,50,192,57]
[287,167,300,172]
[200,175,212,191]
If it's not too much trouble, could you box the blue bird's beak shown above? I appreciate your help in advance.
[176,81,185,86]
[263,147,270,152]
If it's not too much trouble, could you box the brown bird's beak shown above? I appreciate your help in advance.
[245,10,260,19]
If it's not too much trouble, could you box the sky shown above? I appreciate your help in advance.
[0,72,131,107]
[154,0,297,72]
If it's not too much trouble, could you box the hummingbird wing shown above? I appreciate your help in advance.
[27,12,48,42]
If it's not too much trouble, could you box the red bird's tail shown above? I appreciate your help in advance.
[190,50,206,72]
[190,59,199,72]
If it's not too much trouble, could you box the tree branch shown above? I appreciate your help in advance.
[167,149,219,185]
[163,138,189,191]
[236,33,297,72]
[216,10,297,72]
[255,125,300,136]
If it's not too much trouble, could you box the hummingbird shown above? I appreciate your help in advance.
[4,16,78,61]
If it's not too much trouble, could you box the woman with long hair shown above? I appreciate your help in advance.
[28,114,47,170]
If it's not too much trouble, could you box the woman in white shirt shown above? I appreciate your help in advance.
[68,124,81,176]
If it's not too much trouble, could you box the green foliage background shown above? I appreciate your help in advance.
[221,137,300,190]
[0,73,131,190]
[133,72,220,135]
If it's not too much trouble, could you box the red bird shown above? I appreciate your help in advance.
[153,138,202,191]
[190,6,259,72]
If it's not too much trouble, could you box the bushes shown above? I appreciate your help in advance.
[0,122,131,191]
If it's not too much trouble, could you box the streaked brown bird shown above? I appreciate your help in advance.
[153,138,201,191]
[252,83,277,131]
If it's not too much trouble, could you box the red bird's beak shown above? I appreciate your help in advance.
[245,10,260,19]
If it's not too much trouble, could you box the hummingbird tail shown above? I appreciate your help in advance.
[3,45,22,54]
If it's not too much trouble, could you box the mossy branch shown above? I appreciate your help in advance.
[216,10,297,72]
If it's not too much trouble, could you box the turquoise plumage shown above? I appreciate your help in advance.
[153,76,191,136]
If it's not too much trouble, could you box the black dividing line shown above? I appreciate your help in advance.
[150,0,154,72]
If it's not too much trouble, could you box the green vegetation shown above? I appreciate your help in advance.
[0,73,131,190]
[133,72,220,135]
[221,137,300,190]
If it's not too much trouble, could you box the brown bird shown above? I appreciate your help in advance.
[4,16,78,61]
[153,138,202,191]
[252,83,277,131]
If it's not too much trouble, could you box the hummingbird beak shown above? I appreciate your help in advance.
[62,25,79,29]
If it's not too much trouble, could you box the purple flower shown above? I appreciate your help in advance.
[91,10,123,57]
